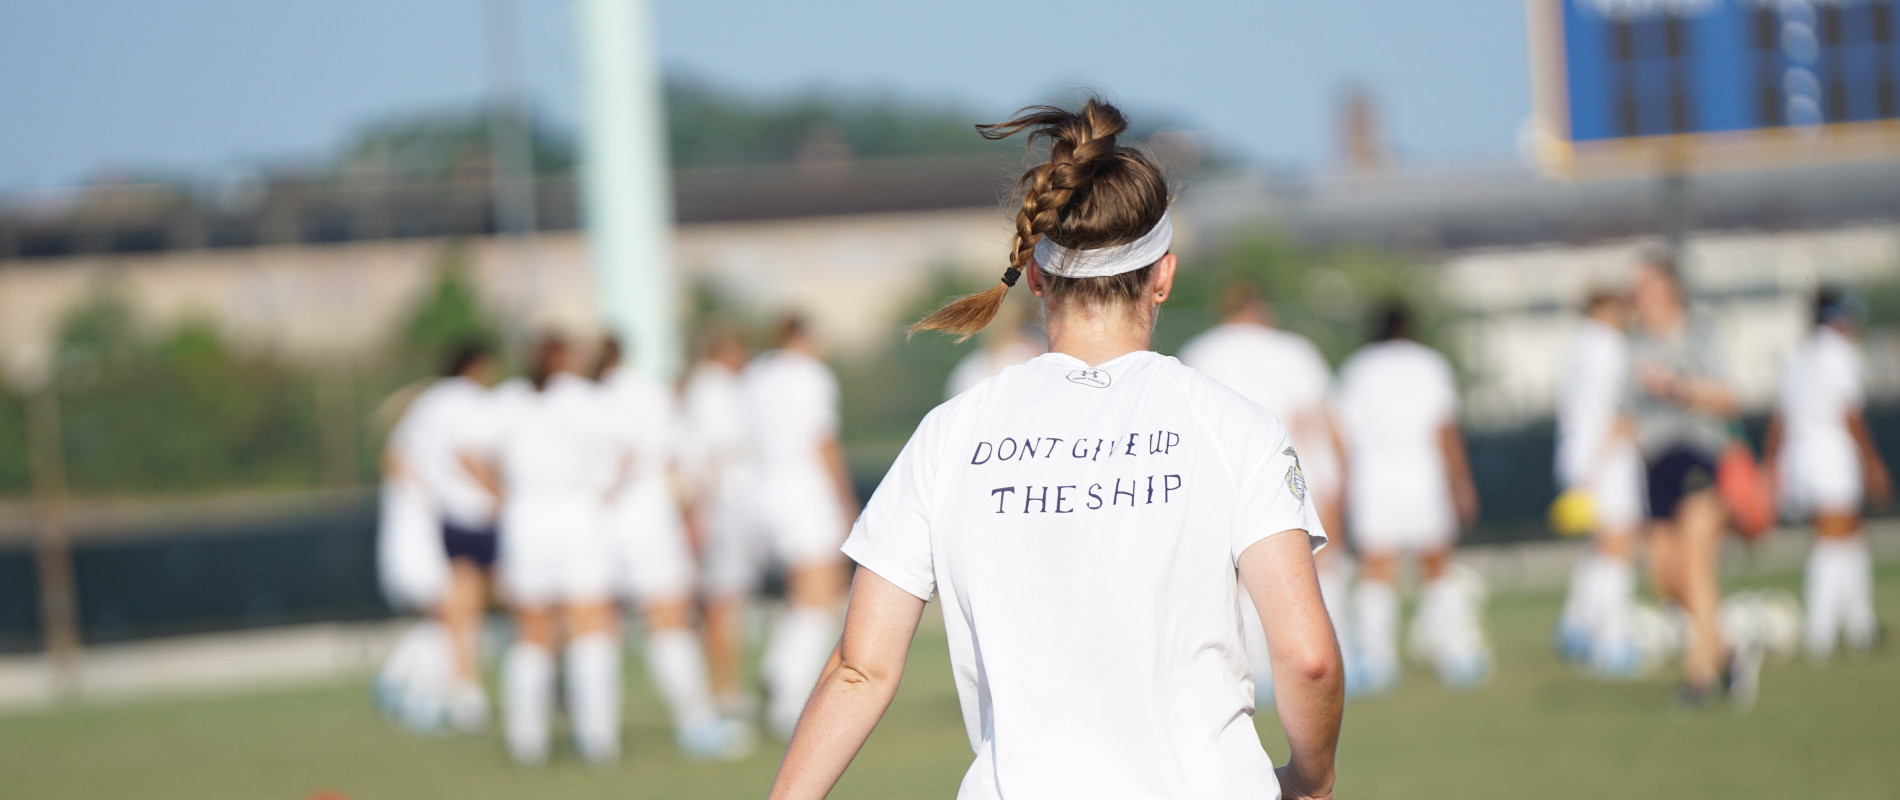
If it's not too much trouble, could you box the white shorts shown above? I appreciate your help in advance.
[607,479,696,602]
[499,493,616,607]
[700,468,767,596]
[1778,445,1862,518]
[1589,444,1647,534]
[754,469,849,570]
[1349,479,1455,555]
[377,480,449,611]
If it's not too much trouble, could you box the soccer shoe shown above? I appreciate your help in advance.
[679,718,756,762]
[1348,657,1400,697]
[1554,623,1593,665]
[1721,643,1764,714]
[1585,636,1645,681]
[446,681,491,735]
[1433,646,1494,691]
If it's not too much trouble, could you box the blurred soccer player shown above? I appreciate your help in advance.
[680,324,762,717]
[1766,288,1891,660]
[1337,302,1486,691]
[741,315,858,739]
[1625,251,1757,710]
[1180,281,1356,699]
[494,335,628,765]
[1553,290,1648,677]
[770,97,1340,800]
[594,338,751,759]
[375,341,502,734]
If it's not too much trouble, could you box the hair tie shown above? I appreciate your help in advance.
[1001,267,1022,287]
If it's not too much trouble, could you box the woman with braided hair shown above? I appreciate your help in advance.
[768,97,1342,800]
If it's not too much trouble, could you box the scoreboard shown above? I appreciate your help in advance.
[1530,0,1900,176]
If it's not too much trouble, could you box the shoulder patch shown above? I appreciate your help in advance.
[1282,446,1307,503]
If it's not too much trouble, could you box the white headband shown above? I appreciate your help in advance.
[1031,210,1173,279]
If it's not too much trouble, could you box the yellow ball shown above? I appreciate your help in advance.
[1548,488,1597,537]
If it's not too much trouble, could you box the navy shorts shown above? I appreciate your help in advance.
[442,520,498,568]
[1646,445,1717,522]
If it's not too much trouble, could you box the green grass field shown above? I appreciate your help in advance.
[2,566,1896,800]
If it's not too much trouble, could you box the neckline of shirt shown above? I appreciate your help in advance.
[1035,349,1159,371]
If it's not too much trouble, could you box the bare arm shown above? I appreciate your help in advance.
[821,436,860,518]
[1641,367,1740,418]
[1439,422,1479,529]
[768,567,927,800]
[458,453,503,501]
[1847,410,1892,506]
[1240,530,1342,800]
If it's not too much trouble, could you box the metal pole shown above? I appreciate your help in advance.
[1660,169,1690,261]
[26,383,79,700]
[575,0,680,379]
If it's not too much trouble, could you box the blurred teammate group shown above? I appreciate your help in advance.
[373,313,855,765]
[1552,249,1887,710]
[373,243,1889,768]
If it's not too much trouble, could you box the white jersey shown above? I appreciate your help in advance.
[946,337,1045,399]
[1178,322,1341,497]
[1555,319,1629,488]
[491,374,629,604]
[1776,326,1866,514]
[681,360,750,490]
[742,349,840,475]
[598,368,696,600]
[844,351,1324,800]
[389,376,500,530]
[1337,339,1459,548]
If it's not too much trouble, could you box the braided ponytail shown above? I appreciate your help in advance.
[910,96,1168,341]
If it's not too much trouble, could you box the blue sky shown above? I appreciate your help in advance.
[0,0,1531,191]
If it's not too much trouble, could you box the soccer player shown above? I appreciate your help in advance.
[680,324,761,717]
[1336,302,1486,691]
[1180,282,1356,699]
[594,338,752,759]
[1765,288,1891,660]
[1554,290,1648,677]
[741,315,859,740]
[769,98,1341,800]
[375,342,502,734]
[1624,250,1757,710]
[494,335,628,765]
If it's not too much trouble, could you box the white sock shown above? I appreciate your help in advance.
[646,628,720,732]
[378,621,441,690]
[1591,558,1635,658]
[1838,535,1877,650]
[503,642,554,766]
[1355,579,1400,679]
[1805,541,1842,658]
[764,606,839,738]
[566,633,623,763]
[1559,558,1595,636]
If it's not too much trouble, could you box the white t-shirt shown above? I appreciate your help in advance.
[491,374,629,499]
[1555,319,1629,488]
[1336,339,1459,516]
[599,367,681,490]
[1178,322,1341,491]
[843,350,1324,800]
[390,376,500,529]
[1775,326,1864,476]
[741,349,840,475]
[681,360,750,490]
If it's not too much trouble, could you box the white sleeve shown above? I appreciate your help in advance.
[840,414,937,601]
[812,363,841,438]
[1839,341,1865,410]
[1230,424,1326,563]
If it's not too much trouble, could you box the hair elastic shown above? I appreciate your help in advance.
[1000,267,1022,287]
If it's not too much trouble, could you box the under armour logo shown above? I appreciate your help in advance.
[1066,369,1112,389]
